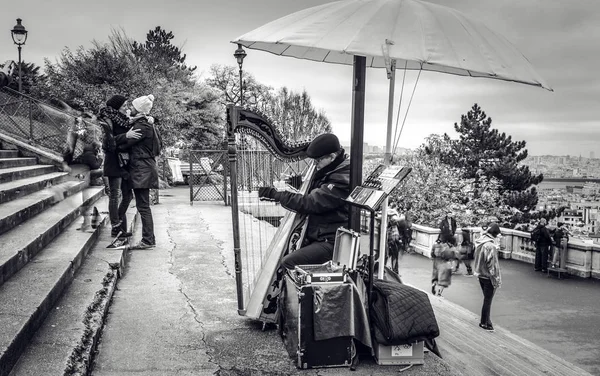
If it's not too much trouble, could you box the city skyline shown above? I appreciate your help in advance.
[1,0,598,156]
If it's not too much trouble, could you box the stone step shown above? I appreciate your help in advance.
[9,207,139,376]
[0,187,105,288]
[0,165,57,185]
[0,158,37,169]
[0,180,85,236]
[0,172,69,205]
[0,197,108,376]
[0,151,18,159]
[426,289,592,376]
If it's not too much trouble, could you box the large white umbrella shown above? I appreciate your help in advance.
[232,0,551,317]
[234,0,551,90]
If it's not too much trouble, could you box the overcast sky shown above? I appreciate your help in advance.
[2,0,598,157]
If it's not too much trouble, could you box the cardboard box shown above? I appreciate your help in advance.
[373,341,425,365]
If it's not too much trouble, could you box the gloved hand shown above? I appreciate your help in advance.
[258,187,277,200]
[285,174,303,190]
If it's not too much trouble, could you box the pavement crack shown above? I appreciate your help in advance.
[220,247,234,278]
[165,206,219,368]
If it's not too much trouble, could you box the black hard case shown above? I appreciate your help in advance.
[283,275,355,369]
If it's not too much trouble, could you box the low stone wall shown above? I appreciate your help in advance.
[410,224,600,279]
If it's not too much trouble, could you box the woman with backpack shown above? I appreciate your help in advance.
[116,94,162,250]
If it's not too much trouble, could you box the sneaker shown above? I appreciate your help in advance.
[479,323,495,332]
[465,271,474,277]
[129,241,155,250]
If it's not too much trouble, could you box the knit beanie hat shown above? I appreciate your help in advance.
[306,133,341,159]
[132,94,155,115]
[106,95,127,110]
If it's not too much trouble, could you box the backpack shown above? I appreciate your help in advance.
[531,227,541,243]
[150,123,163,157]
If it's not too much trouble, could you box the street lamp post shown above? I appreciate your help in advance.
[233,44,246,106]
[11,18,28,92]
[229,42,247,315]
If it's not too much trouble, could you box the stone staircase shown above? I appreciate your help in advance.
[0,140,128,376]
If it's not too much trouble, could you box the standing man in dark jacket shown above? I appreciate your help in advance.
[258,133,350,269]
[532,218,553,272]
[439,211,457,246]
[99,94,135,239]
[117,94,158,250]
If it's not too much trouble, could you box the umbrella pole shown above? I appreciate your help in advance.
[377,60,396,279]
[349,56,366,233]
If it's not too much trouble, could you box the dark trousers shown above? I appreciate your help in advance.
[479,277,496,326]
[535,244,551,271]
[107,177,134,232]
[134,188,155,245]
[281,240,334,269]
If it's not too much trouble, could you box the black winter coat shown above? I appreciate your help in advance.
[116,116,158,189]
[274,155,350,243]
[532,224,553,247]
[439,217,457,244]
[101,116,131,178]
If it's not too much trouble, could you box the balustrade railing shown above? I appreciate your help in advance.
[409,224,600,279]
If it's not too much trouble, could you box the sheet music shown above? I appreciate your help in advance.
[346,165,411,211]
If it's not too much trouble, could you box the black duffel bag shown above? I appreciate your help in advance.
[371,279,440,346]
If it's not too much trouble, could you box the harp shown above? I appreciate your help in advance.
[227,104,314,322]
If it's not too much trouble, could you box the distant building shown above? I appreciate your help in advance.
[591,151,595,160]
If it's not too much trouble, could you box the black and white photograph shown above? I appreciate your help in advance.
[0,0,599,375]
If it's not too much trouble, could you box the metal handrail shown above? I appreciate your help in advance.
[0,87,80,154]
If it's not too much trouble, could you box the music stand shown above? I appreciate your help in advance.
[345,165,411,314]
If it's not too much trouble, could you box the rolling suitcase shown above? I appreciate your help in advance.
[282,275,355,369]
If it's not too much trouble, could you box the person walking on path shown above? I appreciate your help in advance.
[431,240,457,297]
[439,211,457,246]
[531,218,553,272]
[454,227,474,276]
[473,223,502,332]
[116,94,160,250]
[98,94,135,239]
[258,133,350,269]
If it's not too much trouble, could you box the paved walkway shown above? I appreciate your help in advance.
[399,253,600,375]
[93,187,598,375]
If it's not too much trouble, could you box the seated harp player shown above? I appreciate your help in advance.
[258,133,351,269]
[227,105,350,323]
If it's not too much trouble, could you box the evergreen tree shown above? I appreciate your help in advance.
[132,26,196,81]
[440,103,543,214]
[7,61,42,94]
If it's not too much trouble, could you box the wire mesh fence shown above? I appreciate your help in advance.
[0,87,73,155]
[182,150,229,203]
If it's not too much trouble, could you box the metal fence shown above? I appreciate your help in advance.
[185,148,311,205]
[182,149,229,203]
[0,87,72,154]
